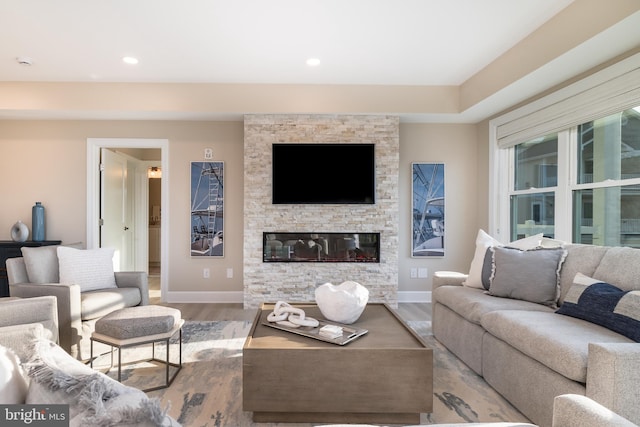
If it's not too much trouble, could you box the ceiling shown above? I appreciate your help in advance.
[2,0,640,122]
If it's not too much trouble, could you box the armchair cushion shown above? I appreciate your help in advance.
[21,243,84,284]
[57,247,117,292]
[21,246,60,284]
[81,288,142,321]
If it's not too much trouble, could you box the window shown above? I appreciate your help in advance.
[509,134,558,240]
[500,106,640,246]
[573,108,640,247]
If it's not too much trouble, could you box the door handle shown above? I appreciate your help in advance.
[124,226,129,231]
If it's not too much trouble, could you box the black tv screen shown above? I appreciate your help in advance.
[272,143,376,204]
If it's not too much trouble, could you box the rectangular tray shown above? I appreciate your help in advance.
[262,319,368,345]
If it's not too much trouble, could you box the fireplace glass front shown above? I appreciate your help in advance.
[263,232,380,263]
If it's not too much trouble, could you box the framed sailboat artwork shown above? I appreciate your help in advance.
[191,161,224,257]
[411,162,445,257]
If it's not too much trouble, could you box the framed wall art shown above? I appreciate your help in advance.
[191,161,224,257]
[411,162,445,257]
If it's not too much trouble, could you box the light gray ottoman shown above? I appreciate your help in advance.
[90,305,184,392]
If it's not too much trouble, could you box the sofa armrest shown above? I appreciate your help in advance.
[553,394,638,427]
[0,323,46,362]
[433,271,468,292]
[0,296,59,344]
[9,283,81,357]
[115,271,149,306]
[586,342,640,425]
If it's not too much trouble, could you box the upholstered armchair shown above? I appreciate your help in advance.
[6,245,149,360]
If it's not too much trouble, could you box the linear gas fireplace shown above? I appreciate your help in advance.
[263,232,380,263]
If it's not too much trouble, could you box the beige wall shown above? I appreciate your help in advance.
[0,120,245,295]
[398,123,481,294]
[0,118,485,299]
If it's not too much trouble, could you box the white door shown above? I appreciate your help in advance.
[100,148,134,271]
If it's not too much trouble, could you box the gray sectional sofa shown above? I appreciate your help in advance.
[433,242,640,427]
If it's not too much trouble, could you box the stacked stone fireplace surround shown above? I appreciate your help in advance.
[243,114,399,308]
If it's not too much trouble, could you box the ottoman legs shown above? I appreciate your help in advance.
[90,325,183,392]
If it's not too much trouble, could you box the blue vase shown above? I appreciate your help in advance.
[32,202,45,241]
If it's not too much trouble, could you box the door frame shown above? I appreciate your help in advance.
[87,138,169,301]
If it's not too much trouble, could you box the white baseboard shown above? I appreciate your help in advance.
[163,290,432,304]
[397,291,431,303]
[164,291,244,304]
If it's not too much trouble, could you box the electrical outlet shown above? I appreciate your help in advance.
[410,268,418,279]
[204,148,213,160]
[226,268,233,278]
[203,268,210,279]
[418,268,428,278]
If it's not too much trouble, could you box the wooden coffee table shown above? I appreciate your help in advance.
[242,303,433,424]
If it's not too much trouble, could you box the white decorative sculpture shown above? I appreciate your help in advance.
[267,301,319,328]
[315,281,369,324]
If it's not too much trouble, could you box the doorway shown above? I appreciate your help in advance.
[86,138,169,302]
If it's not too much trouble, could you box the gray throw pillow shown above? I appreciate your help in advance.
[488,246,568,306]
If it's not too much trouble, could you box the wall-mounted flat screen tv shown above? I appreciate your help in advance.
[272,143,375,204]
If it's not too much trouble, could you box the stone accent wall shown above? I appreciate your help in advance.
[243,114,399,308]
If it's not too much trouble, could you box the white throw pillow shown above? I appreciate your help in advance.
[0,345,28,404]
[57,247,117,292]
[463,229,543,288]
[21,242,85,284]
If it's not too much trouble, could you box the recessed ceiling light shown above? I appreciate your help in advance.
[306,58,320,67]
[122,56,139,65]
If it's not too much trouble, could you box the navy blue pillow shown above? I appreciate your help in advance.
[556,273,640,342]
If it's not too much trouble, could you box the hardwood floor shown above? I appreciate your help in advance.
[148,275,431,323]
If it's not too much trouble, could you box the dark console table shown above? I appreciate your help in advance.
[0,240,61,297]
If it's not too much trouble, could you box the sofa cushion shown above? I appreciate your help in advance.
[592,246,640,293]
[481,310,633,383]
[57,247,117,292]
[488,246,567,307]
[556,273,640,342]
[464,229,543,289]
[434,286,552,325]
[558,244,609,305]
[80,288,142,321]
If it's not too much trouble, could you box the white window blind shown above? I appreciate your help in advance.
[494,53,640,149]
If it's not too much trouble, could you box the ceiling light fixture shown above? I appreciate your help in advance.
[148,167,162,179]
[122,56,139,65]
[306,58,320,67]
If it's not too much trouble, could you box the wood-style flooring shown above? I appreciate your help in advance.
[147,275,431,323]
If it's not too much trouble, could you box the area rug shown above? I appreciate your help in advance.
[93,320,531,426]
